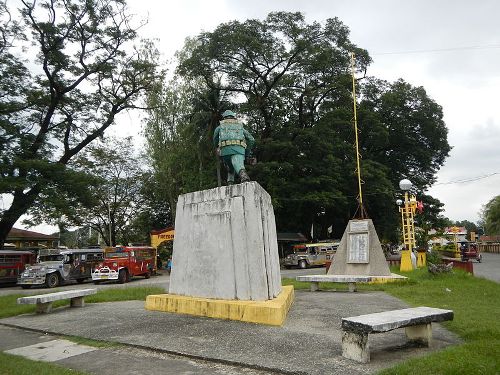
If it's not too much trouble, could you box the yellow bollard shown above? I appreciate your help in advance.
[400,250,413,272]
[417,250,426,267]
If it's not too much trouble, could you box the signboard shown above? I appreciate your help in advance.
[350,220,368,232]
[347,220,369,263]
[150,227,175,248]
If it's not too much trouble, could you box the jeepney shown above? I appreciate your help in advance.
[18,248,103,288]
[283,242,339,269]
[0,250,36,284]
[92,246,156,284]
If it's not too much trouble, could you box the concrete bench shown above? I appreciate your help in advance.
[341,306,454,363]
[17,289,97,314]
[296,274,407,292]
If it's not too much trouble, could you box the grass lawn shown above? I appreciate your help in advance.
[284,267,500,375]
[0,286,165,374]
[0,352,89,375]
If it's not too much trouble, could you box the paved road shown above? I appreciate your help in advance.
[473,252,500,282]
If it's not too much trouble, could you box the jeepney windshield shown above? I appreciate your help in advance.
[105,252,129,259]
[39,255,64,262]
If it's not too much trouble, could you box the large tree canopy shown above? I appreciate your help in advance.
[145,12,451,240]
[0,0,161,246]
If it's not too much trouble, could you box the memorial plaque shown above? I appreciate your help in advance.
[347,232,369,263]
[350,220,369,232]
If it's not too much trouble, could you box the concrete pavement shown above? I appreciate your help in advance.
[0,325,270,375]
[0,290,460,375]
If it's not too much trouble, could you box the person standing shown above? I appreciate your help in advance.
[213,110,255,184]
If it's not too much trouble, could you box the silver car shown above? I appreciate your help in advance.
[283,242,339,269]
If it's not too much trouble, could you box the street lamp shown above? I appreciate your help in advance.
[397,179,417,272]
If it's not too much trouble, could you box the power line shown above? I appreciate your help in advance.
[373,44,500,56]
[434,172,500,185]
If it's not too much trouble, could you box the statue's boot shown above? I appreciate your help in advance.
[238,169,250,183]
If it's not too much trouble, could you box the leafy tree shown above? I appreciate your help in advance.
[176,12,371,235]
[29,137,149,246]
[359,78,451,190]
[482,195,500,235]
[143,74,232,222]
[146,12,450,241]
[0,0,161,247]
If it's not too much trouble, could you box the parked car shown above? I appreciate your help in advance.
[283,242,339,269]
[18,248,104,288]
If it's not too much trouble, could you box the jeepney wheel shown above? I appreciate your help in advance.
[93,280,101,285]
[21,285,31,289]
[144,271,151,279]
[118,269,128,284]
[298,260,307,269]
[45,273,60,288]
[76,278,85,284]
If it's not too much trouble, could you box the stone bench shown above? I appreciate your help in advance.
[17,289,97,314]
[296,274,407,292]
[341,306,454,363]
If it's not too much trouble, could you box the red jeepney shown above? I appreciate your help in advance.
[92,246,156,284]
[0,250,36,284]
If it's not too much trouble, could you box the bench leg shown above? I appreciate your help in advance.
[70,296,85,308]
[36,302,53,314]
[342,331,369,363]
[310,282,319,292]
[348,282,357,292]
[405,323,432,346]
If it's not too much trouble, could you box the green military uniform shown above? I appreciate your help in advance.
[213,110,255,184]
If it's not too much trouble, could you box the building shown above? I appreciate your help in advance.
[5,228,59,249]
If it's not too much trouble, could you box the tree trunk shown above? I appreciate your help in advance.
[0,186,41,248]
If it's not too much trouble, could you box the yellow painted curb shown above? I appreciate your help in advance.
[145,285,294,326]
[368,273,408,284]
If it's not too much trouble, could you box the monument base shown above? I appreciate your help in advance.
[145,285,294,326]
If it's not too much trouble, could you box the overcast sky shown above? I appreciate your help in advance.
[17,0,500,233]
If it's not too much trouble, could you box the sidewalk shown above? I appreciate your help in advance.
[0,290,461,375]
[0,325,270,375]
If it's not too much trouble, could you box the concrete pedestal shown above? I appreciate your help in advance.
[169,182,281,301]
[147,182,293,326]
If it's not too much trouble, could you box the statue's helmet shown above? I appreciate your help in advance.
[222,110,236,118]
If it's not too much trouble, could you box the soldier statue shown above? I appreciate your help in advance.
[213,110,255,184]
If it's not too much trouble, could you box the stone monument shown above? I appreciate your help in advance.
[146,182,294,325]
[296,219,406,290]
[328,219,391,276]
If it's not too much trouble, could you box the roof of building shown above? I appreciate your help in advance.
[478,235,500,243]
[7,228,58,241]
[150,227,175,235]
